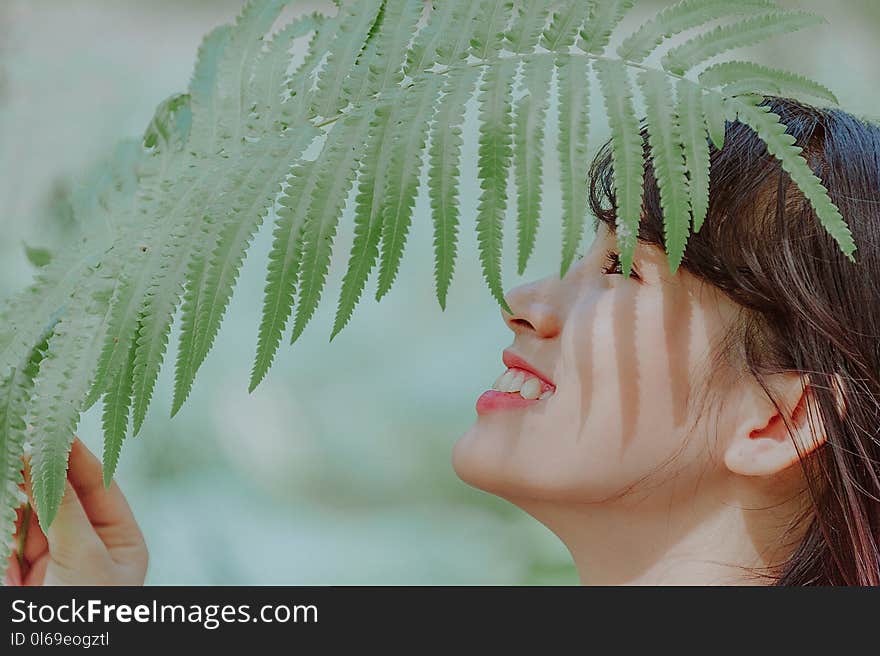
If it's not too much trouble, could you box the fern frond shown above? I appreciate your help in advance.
[677,79,711,234]
[505,0,554,54]
[187,25,233,153]
[476,58,517,312]
[248,161,322,392]
[87,15,238,404]
[702,89,728,150]
[30,275,115,530]
[249,12,324,136]
[557,54,591,278]
[434,0,489,65]
[174,126,318,415]
[375,76,443,300]
[699,61,838,104]
[331,100,399,340]
[638,69,691,272]
[730,96,856,262]
[470,0,514,61]
[368,0,423,96]
[578,0,635,55]
[0,339,46,581]
[312,0,386,118]
[662,10,824,76]
[405,0,455,75]
[514,55,553,275]
[101,335,135,486]
[216,0,289,150]
[617,0,776,62]
[290,110,374,344]
[428,66,481,310]
[540,0,591,51]
[595,57,644,278]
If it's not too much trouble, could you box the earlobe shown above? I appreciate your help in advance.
[724,373,839,477]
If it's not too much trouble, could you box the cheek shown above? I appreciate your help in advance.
[453,282,725,504]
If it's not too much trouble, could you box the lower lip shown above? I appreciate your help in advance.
[476,390,542,415]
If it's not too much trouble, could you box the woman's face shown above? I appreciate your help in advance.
[452,221,745,505]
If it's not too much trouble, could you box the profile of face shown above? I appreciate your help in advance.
[452,220,809,513]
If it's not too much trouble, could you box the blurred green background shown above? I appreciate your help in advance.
[1,0,877,584]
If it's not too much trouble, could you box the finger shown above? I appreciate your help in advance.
[4,554,22,586]
[66,438,139,530]
[22,553,48,587]
[45,479,106,569]
[20,468,49,564]
[21,500,48,565]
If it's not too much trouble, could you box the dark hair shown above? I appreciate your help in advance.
[588,95,880,586]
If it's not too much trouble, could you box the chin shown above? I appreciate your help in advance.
[451,420,578,503]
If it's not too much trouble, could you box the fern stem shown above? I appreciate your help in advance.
[311,50,698,134]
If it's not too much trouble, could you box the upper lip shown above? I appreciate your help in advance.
[502,350,555,388]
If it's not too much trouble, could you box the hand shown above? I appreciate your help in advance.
[5,438,148,586]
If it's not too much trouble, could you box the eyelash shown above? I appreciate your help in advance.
[601,250,640,280]
[575,249,641,280]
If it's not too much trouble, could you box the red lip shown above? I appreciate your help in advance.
[475,352,555,416]
[502,350,555,388]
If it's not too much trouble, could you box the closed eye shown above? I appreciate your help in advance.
[601,250,640,280]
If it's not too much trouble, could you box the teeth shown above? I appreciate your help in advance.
[491,368,555,400]
[519,378,542,400]
[506,370,526,393]
[493,370,514,392]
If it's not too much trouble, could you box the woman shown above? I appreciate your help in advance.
[6,95,880,586]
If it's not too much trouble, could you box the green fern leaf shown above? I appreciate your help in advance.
[375,76,443,300]
[702,89,728,150]
[557,54,591,278]
[638,69,691,273]
[470,0,514,61]
[217,0,289,150]
[514,55,553,275]
[677,79,711,234]
[578,0,635,55]
[434,0,489,65]
[312,0,386,118]
[330,100,400,340]
[187,25,233,152]
[174,126,317,415]
[476,58,517,312]
[30,276,115,530]
[699,61,838,104]
[248,161,322,392]
[662,10,824,76]
[405,0,456,75]
[730,96,857,262]
[595,57,644,278]
[0,339,46,580]
[369,0,422,96]
[540,0,591,51]
[505,0,554,54]
[290,110,374,344]
[617,0,776,62]
[88,17,235,405]
[428,66,481,310]
[101,335,135,486]
[248,12,324,136]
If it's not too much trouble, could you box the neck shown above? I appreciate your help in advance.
[508,478,805,586]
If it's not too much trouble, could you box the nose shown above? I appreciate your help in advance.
[502,278,563,339]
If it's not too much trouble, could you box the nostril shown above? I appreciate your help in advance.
[510,318,534,331]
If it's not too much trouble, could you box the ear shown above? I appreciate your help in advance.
[724,372,846,477]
